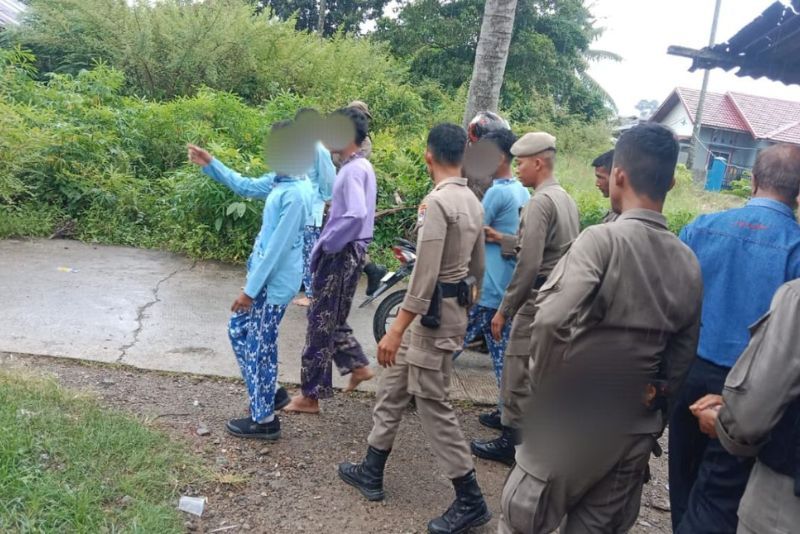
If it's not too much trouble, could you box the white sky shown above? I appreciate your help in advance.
[588,0,800,115]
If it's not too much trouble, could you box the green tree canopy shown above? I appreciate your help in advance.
[376,0,612,123]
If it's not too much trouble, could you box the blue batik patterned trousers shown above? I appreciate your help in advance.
[228,288,288,423]
[454,304,511,409]
[302,226,322,298]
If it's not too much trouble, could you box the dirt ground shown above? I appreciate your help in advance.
[1,352,672,533]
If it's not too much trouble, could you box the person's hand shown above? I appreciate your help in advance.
[696,406,720,438]
[491,311,506,341]
[377,329,403,368]
[690,394,724,417]
[484,226,502,243]
[231,292,254,313]
[187,143,213,167]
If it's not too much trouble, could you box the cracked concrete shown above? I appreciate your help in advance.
[0,238,499,403]
[117,262,196,363]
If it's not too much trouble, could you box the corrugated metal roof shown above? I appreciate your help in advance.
[0,0,26,27]
[652,87,800,145]
[669,0,800,85]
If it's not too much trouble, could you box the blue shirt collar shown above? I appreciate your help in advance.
[275,175,302,183]
[746,198,795,219]
[493,176,515,184]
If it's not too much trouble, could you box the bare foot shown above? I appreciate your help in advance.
[345,366,375,393]
[293,296,311,307]
[283,395,320,414]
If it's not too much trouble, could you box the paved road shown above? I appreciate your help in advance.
[0,238,498,403]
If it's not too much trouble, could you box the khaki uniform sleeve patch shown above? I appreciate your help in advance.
[417,203,427,227]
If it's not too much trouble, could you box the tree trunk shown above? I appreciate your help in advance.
[463,0,517,127]
[317,0,327,35]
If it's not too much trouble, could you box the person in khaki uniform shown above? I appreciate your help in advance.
[338,123,491,534]
[472,132,580,466]
[592,149,619,223]
[689,276,800,534]
[497,123,703,534]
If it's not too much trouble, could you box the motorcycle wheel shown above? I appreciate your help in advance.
[373,289,406,343]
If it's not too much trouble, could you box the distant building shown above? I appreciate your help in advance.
[0,0,25,29]
[652,87,800,184]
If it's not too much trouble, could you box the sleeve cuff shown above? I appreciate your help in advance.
[402,294,431,315]
[500,234,518,257]
[201,158,220,177]
[716,417,760,458]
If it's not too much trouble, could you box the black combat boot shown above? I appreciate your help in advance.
[427,470,492,534]
[477,409,502,431]
[469,426,518,466]
[364,263,388,296]
[338,446,390,501]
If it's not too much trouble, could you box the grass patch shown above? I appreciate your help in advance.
[0,371,204,533]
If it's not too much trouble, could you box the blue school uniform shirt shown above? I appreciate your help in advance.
[680,198,800,368]
[202,159,313,305]
[308,142,335,227]
[479,178,531,309]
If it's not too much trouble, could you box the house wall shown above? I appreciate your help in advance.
[697,127,761,182]
[658,104,693,137]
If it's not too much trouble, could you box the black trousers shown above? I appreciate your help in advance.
[668,356,754,533]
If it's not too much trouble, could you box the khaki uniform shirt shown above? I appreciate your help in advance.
[717,279,800,456]
[401,177,485,352]
[517,209,702,475]
[499,178,580,320]
[601,209,619,224]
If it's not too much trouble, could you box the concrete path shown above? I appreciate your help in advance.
[0,239,498,403]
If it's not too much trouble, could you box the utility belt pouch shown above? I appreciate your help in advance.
[457,276,478,307]
[421,283,443,329]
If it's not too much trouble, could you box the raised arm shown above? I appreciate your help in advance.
[202,159,276,200]
[188,142,275,199]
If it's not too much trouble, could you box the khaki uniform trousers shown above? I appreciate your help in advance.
[368,331,474,479]
[501,311,535,429]
[498,434,653,534]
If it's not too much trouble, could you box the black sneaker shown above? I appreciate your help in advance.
[364,263,388,296]
[478,409,502,431]
[274,386,290,411]
[225,416,281,440]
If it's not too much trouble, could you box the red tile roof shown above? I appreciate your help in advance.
[661,87,800,145]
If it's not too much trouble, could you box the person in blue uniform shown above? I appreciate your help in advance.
[187,120,313,440]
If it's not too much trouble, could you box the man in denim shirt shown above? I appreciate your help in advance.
[670,144,800,533]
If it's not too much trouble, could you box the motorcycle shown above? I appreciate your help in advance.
[359,238,416,342]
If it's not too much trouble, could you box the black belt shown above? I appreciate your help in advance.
[440,282,460,298]
[533,275,548,290]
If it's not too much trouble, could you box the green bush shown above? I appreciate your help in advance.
[0,44,744,266]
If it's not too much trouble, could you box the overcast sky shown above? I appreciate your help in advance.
[587,0,800,115]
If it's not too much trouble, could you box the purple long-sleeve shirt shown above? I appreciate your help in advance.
[314,155,376,258]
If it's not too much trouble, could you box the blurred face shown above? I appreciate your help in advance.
[594,166,610,198]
